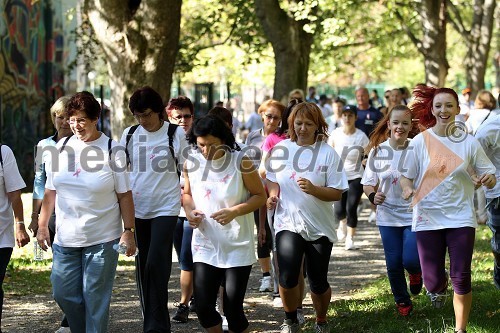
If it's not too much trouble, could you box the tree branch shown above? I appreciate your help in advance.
[394,9,425,55]
[446,0,469,36]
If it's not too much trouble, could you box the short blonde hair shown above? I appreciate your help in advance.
[288,89,305,101]
[288,102,329,143]
[474,90,496,110]
[50,96,71,125]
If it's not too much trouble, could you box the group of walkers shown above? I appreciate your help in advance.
[0,83,498,333]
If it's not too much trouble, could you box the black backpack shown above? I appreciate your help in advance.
[60,135,113,160]
[125,123,180,177]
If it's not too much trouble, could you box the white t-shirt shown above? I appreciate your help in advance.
[0,145,26,248]
[46,134,130,247]
[465,108,491,134]
[475,114,500,199]
[361,140,412,226]
[266,140,348,243]
[120,122,188,218]
[402,129,495,231]
[186,150,256,268]
[328,128,369,180]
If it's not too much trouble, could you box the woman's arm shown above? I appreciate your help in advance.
[400,176,415,201]
[116,191,137,257]
[36,189,55,250]
[266,179,280,210]
[182,164,205,228]
[7,190,29,248]
[363,185,385,205]
[296,177,343,201]
[210,157,267,225]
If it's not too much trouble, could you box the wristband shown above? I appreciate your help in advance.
[368,192,376,205]
[16,221,25,225]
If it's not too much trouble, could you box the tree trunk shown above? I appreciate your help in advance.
[84,0,181,139]
[254,0,315,103]
[420,0,449,87]
[464,0,496,98]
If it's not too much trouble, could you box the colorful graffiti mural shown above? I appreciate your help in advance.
[0,0,66,188]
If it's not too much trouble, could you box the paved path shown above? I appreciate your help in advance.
[3,201,386,332]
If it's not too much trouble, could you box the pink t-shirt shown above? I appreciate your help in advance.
[262,132,287,152]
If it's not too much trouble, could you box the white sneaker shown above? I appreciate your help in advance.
[221,315,228,331]
[273,295,283,308]
[259,276,272,292]
[345,237,356,250]
[55,327,71,333]
[368,211,376,224]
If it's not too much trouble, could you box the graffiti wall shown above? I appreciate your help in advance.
[0,0,66,189]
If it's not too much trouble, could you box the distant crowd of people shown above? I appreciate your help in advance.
[0,83,498,333]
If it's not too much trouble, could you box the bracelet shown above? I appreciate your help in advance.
[16,221,25,225]
[368,192,376,205]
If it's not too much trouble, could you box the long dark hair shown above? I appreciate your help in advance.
[277,98,303,136]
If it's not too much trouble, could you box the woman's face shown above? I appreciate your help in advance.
[68,110,98,142]
[431,93,460,126]
[197,134,225,160]
[134,108,162,132]
[54,113,72,137]
[261,106,282,135]
[169,107,193,133]
[293,114,318,146]
[387,110,412,142]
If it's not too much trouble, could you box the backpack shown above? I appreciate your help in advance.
[125,123,180,177]
[60,135,113,160]
[0,144,3,168]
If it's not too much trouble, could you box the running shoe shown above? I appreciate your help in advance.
[189,296,196,312]
[54,328,71,333]
[314,321,330,333]
[409,272,423,295]
[297,308,305,325]
[345,237,356,250]
[280,319,302,333]
[259,276,272,292]
[368,211,376,224]
[426,290,448,308]
[222,315,228,331]
[172,303,189,323]
[396,302,413,316]
[273,294,283,308]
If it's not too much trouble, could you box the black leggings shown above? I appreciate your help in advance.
[254,209,272,259]
[334,177,363,228]
[0,247,12,329]
[194,263,252,332]
[276,231,333,294]
[135,216,177,333]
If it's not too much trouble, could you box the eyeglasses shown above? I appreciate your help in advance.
[264,114,281,121]
[173,114,193,120]
[134,111,155,120]
[385,95,390,99]
[67,117,88,126]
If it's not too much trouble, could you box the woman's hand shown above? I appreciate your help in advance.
[15,223,30,248]
[402,187,415,201]
[479,173,496,189]
[267,196,278,210]
[211,208,237,226]
[36,226,51,250]
[119,231,137,257]
[373,192,386,205]
[29,214,39,237]
[297,177,316,195]
[187,210,205,229]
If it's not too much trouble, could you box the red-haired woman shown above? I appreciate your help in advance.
[361,105,422,317]
[400,85,496,333]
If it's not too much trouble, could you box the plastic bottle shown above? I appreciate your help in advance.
[33,241,44,261]
[113,242,139,257]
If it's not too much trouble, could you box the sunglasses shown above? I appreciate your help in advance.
[173,114,193,120]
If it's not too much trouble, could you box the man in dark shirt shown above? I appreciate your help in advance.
[354,87,383,138]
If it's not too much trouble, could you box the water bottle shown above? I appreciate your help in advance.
[33,241,44,261]
[113,242,139,257]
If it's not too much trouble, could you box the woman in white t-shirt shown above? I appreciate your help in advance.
[37,92,136,333]
[400,85,496,333]
[361,105,422,317]
[328,105,369,250]
[122,87,189,332]
[183,115,266,332]
[267,102,347,332]
[0,144,30,331]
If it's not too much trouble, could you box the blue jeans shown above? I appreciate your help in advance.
[379,226,420,304]
[51,239,119,333]
[173,217,194,271]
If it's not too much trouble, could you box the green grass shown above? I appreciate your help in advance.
[302,225,500,333]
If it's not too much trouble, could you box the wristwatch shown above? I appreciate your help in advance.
[124,227,135,233]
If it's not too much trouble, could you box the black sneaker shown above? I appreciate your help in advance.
[172,303,189,323]
[189,297,196,312]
